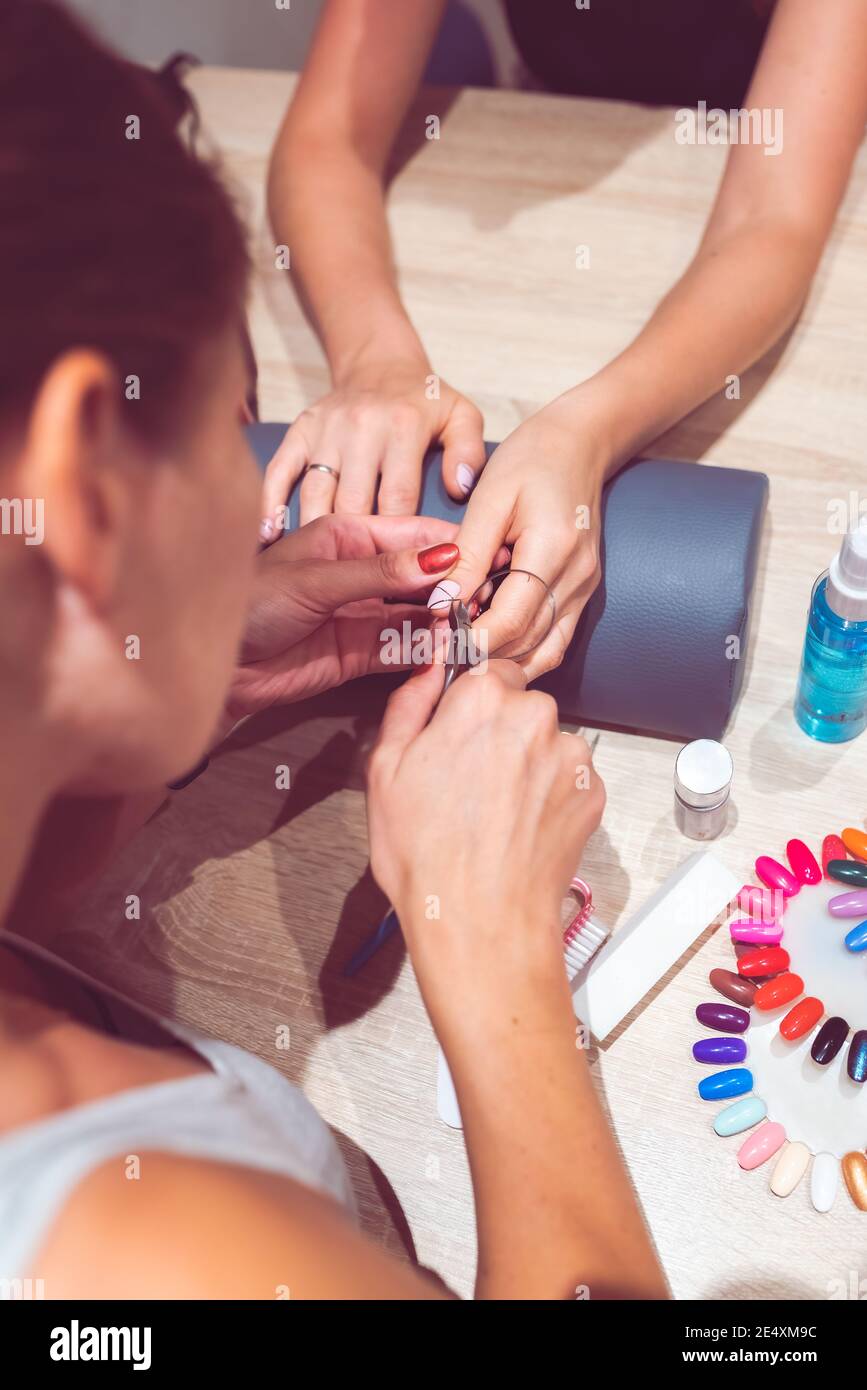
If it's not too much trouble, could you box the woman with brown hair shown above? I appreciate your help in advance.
[0,0,664,1299]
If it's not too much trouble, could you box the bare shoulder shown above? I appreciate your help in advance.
[35,1151,452,1300]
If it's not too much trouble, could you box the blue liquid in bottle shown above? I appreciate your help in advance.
[795,572,867,743]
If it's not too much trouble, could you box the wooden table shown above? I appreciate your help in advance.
[62,68,867,1299]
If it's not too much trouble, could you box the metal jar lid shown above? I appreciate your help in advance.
[674,739,734,809]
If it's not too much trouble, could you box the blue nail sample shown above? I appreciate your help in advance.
[847,1030,867,1084]
[698,1067,753,1101]
[713,1095,767,1136]
[692,1036,748,1065]
[845,919,867,953]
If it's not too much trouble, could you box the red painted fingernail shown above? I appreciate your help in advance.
[418,543,459,575]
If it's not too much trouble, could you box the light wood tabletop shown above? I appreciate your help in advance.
[58,68,867,1299]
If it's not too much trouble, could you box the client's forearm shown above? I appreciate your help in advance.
[550,219,822,474]
[267,130,428,384]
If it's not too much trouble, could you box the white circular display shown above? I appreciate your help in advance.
[742,877,867,1156]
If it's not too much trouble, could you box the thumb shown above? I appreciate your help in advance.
[292,541,461,614]
[440,399,487,501]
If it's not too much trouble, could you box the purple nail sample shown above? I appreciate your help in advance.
[811,1016,849,1066]
[693,1036,748,1064]
[828,889,867,918]
[696,1001,750,1034]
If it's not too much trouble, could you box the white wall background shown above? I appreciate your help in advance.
[66,0,522,82]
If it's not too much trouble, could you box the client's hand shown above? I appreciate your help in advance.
[448,401,607,680]
[258,362,486,535]
[365,659,604,1040]
[225,514,461,718]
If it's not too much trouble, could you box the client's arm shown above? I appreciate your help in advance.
[448,0,867,680]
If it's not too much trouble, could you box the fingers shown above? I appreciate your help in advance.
[449,486,511,610]
[333,418,384,517]
[299,458,341,525]
[361,514,458,553]
[291,540,460,615]
[440,398,486,500]
[378,430,425,516]
[518,611,579,683]
[260,424,310,544]
[373,661,446,766]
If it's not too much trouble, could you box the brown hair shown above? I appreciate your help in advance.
[0,0,251,439]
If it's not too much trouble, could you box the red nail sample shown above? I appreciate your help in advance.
[822,834,848,876]
[754,973,804,1012]
[779,996,824,1041]
[786,839,821,885]
[737,946,790,978]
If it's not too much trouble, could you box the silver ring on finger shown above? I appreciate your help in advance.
[303,462,340,480]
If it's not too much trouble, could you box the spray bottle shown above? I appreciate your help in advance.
[795,521,867,743]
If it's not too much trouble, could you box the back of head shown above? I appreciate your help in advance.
[0,0,250,440]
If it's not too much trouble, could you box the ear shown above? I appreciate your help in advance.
[21,350,133,608]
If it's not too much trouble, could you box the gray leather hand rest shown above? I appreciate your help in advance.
[247,424,768,740]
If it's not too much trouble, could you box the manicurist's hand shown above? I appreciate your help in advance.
[365,659,667,1302]
[259,358,486,537]
[449,399,607,681]
[226,514,461,717]
[365,658,604,1041]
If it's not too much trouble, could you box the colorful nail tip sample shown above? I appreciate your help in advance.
[786,839,822,885]
[697,1067,753,1101]
[828,888,867,918]
[841,827,867,862]
[708,968,757,1007]
[847,1030,867,1084]
[696,1001,750,1034]
[844,919,867,953]
[841,1151,867,1211]
[729,921,783,945]
[737,946,789,978]
[737,1121,785,1170]
[714,1095,767,1137]
[692,1036,748,1065]
[822,833,849,875]
[810,1152,840,1213]
[826,859,867,887]
[770,1141,810,1198]
[737,884,782,922]
[779,996,824,1041]
[753,973,804,1012]
[755,855,800,898]
[810,1016,849,1066]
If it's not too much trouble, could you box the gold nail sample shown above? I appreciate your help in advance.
[842,1151,867,1210]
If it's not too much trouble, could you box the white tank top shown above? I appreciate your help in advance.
[0,930,355,1283]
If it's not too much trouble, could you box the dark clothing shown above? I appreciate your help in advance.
[504,0,773,110]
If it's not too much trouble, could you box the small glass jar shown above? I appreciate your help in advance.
[674,739,733,841]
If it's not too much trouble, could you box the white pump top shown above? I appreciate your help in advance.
[827,519,867,621]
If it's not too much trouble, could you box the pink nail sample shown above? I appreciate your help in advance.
[755,855,800,898]
[729,921,784,945]
[737,885,783,923]
[828,889,867,918]
[737,1120,787,1171]
[786,839,821,885]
